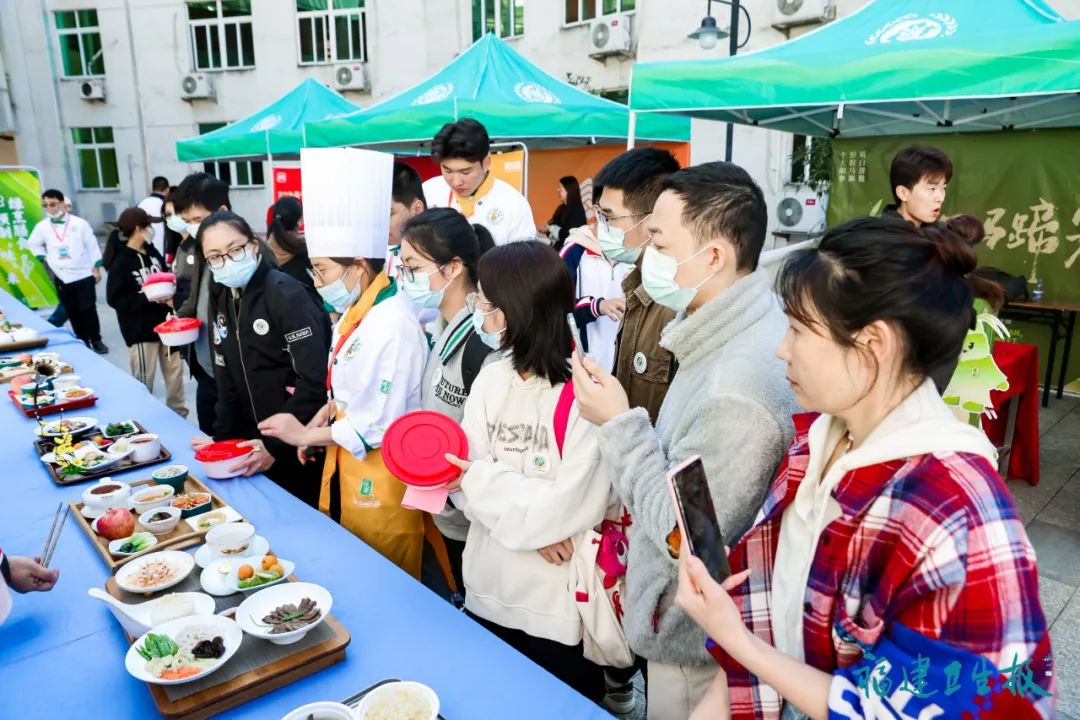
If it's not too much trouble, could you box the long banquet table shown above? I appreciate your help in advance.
[0,289,607,719]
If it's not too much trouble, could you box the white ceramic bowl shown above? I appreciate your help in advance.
[279,702,355,720]
[129,433,161,463]
[37,415,98,437]
[82,479,132,514]
[235,581,330,645]
[139,506,182,535]
[355,681,439,720]
[205,521,256,558]
[125,613,242,685]
[142,281,176,302]
[115,550,196,595]
[132,485,176,514]
[52,373,80,390]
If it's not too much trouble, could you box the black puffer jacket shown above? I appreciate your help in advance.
[105,244,170,346]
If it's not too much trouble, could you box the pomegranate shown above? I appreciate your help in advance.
[96,507,135,540]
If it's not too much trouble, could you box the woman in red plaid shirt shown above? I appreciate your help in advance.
[675,216,1054,720]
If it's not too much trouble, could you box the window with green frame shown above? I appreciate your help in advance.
[197,123,265,188]
[71,127,119,190]
[296,0,368,65]
[472,0,524,41]
[54,10,105,77]
[565,0,635,24]
[187,1,255,70]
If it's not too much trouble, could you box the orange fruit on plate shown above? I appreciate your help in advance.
[237,564,254,580]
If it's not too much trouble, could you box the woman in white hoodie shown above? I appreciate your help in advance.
[673,217,1053,720]
[445,241,614,703]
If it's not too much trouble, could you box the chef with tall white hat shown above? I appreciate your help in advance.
[259,147,431,578]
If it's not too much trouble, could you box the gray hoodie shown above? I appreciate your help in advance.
[598,269,798,666]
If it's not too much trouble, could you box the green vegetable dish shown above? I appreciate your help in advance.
[118,533,154,554]
[105,421,137,437]
[238,569,282,589]
[136,632,180,661]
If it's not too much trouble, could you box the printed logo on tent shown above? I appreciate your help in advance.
[514,82,561,105]
[412,83,454,106]
[250,114,283,132]
[865,13,958,45]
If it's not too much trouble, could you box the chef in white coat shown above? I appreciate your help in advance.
[421,119,535,246]
[259,148,432,578]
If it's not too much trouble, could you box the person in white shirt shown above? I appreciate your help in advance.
[136,176,170,257]
[421,119,535,246]
[26,189,108,353]
[442,241,614,703]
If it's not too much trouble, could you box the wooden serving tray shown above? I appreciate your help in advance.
[68,474,241,572]
[0,335,48,352]
[36,421,172,486]
[9,388,97,416]
[0,359,73,384]
[106,575,350,720]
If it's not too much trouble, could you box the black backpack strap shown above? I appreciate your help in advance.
[460,330,494,395]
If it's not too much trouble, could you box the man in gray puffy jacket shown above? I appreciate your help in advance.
[573,162,798,720]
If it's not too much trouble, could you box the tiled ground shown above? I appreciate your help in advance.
[82,287,1080,719]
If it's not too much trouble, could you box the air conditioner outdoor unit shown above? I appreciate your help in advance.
[180,73,215,101]
[775,187,826,234]
[334,63,369,92]
[589,15,633,59]
[772,0,835,29]
[79,79,105,101]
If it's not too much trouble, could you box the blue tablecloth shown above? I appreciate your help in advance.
[0,290,606,719]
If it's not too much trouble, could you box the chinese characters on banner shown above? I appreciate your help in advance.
[835,150,868,185]
[984,199,1080,274]
[0,169,58,309]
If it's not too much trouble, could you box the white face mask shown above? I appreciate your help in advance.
[186,222,202,239]
[640,244,716,312]
[596,214,648,265]
[166,215,188,234]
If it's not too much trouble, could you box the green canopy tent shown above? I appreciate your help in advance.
[627,0,1080,139]
[305,33,689,151]
[175,78,360,162]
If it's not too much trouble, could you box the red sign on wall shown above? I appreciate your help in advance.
[273,167,302,203]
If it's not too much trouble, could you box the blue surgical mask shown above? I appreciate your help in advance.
[210,249,259,289]
[640,244,716,313]
[596,215,648,265]
[402,267,454,310]
[166,215,188,234]
[317,267,362,313]
[471,309,504,350]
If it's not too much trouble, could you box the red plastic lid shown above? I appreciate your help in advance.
[195,439,252,462]
[143,272,177,286]
[382,411,468,487]
[155,317,202,333]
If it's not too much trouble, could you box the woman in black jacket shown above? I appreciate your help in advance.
[537,176,587,251]
[190,211,331,507]
[267,196,315,289]
[104,207,188,417]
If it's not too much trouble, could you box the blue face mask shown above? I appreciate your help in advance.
[596,214,648,265]
[209,249,259,289]
[471,308,504,350]
[317,267,362,313]
[640,244,716,313]
[402,267,454,310]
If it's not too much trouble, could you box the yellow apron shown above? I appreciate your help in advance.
[317,273,426,578]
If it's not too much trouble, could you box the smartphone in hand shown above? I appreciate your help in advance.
[667,455,731,584]
[566,312,584,363]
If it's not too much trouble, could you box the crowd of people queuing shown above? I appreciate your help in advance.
[8,118,1056,720]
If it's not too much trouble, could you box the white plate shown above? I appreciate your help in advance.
[125,613,242,686]
[235,581,331,645]
[194,534,270,568]
[115,550,196,595]
[58,387,95,402]
[199,556,293,596]
[230,557,294,594]
[108,533,159,557]
[182,505,243,533]
[199,561,240,597]
[101,419,139,438]
[35,416,98,437]
[63,445,134,473]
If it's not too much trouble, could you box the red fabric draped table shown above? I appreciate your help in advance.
[982,341,1040,486]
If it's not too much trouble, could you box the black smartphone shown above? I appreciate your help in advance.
[668,455,731,584]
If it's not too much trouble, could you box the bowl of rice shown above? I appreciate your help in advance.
[356,681,439,720]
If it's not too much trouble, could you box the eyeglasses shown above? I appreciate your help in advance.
[593,206,649,223]
[466,292,496,315]
[205,243,251,269]
[307,264,347,286]
[397,261,444,284]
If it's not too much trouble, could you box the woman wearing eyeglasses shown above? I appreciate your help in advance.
[189,211,331,507]
[258,150,431,577]
[395,208,496,599]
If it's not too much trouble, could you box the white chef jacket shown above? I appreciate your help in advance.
[422,174,536,246]
[328,290,428,458]
[137,194,166,257]
[26,214,101,284]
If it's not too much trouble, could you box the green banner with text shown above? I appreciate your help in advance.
[828,128,1080,390]
[0,168,59,309]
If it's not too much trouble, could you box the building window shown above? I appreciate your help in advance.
[472,0,524,41]
[198,123,265,188]
[187,1,255,71]
[54,10,105,78]
[296,0,368,65]
[565,0,634,24]
[72,127,119,190]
